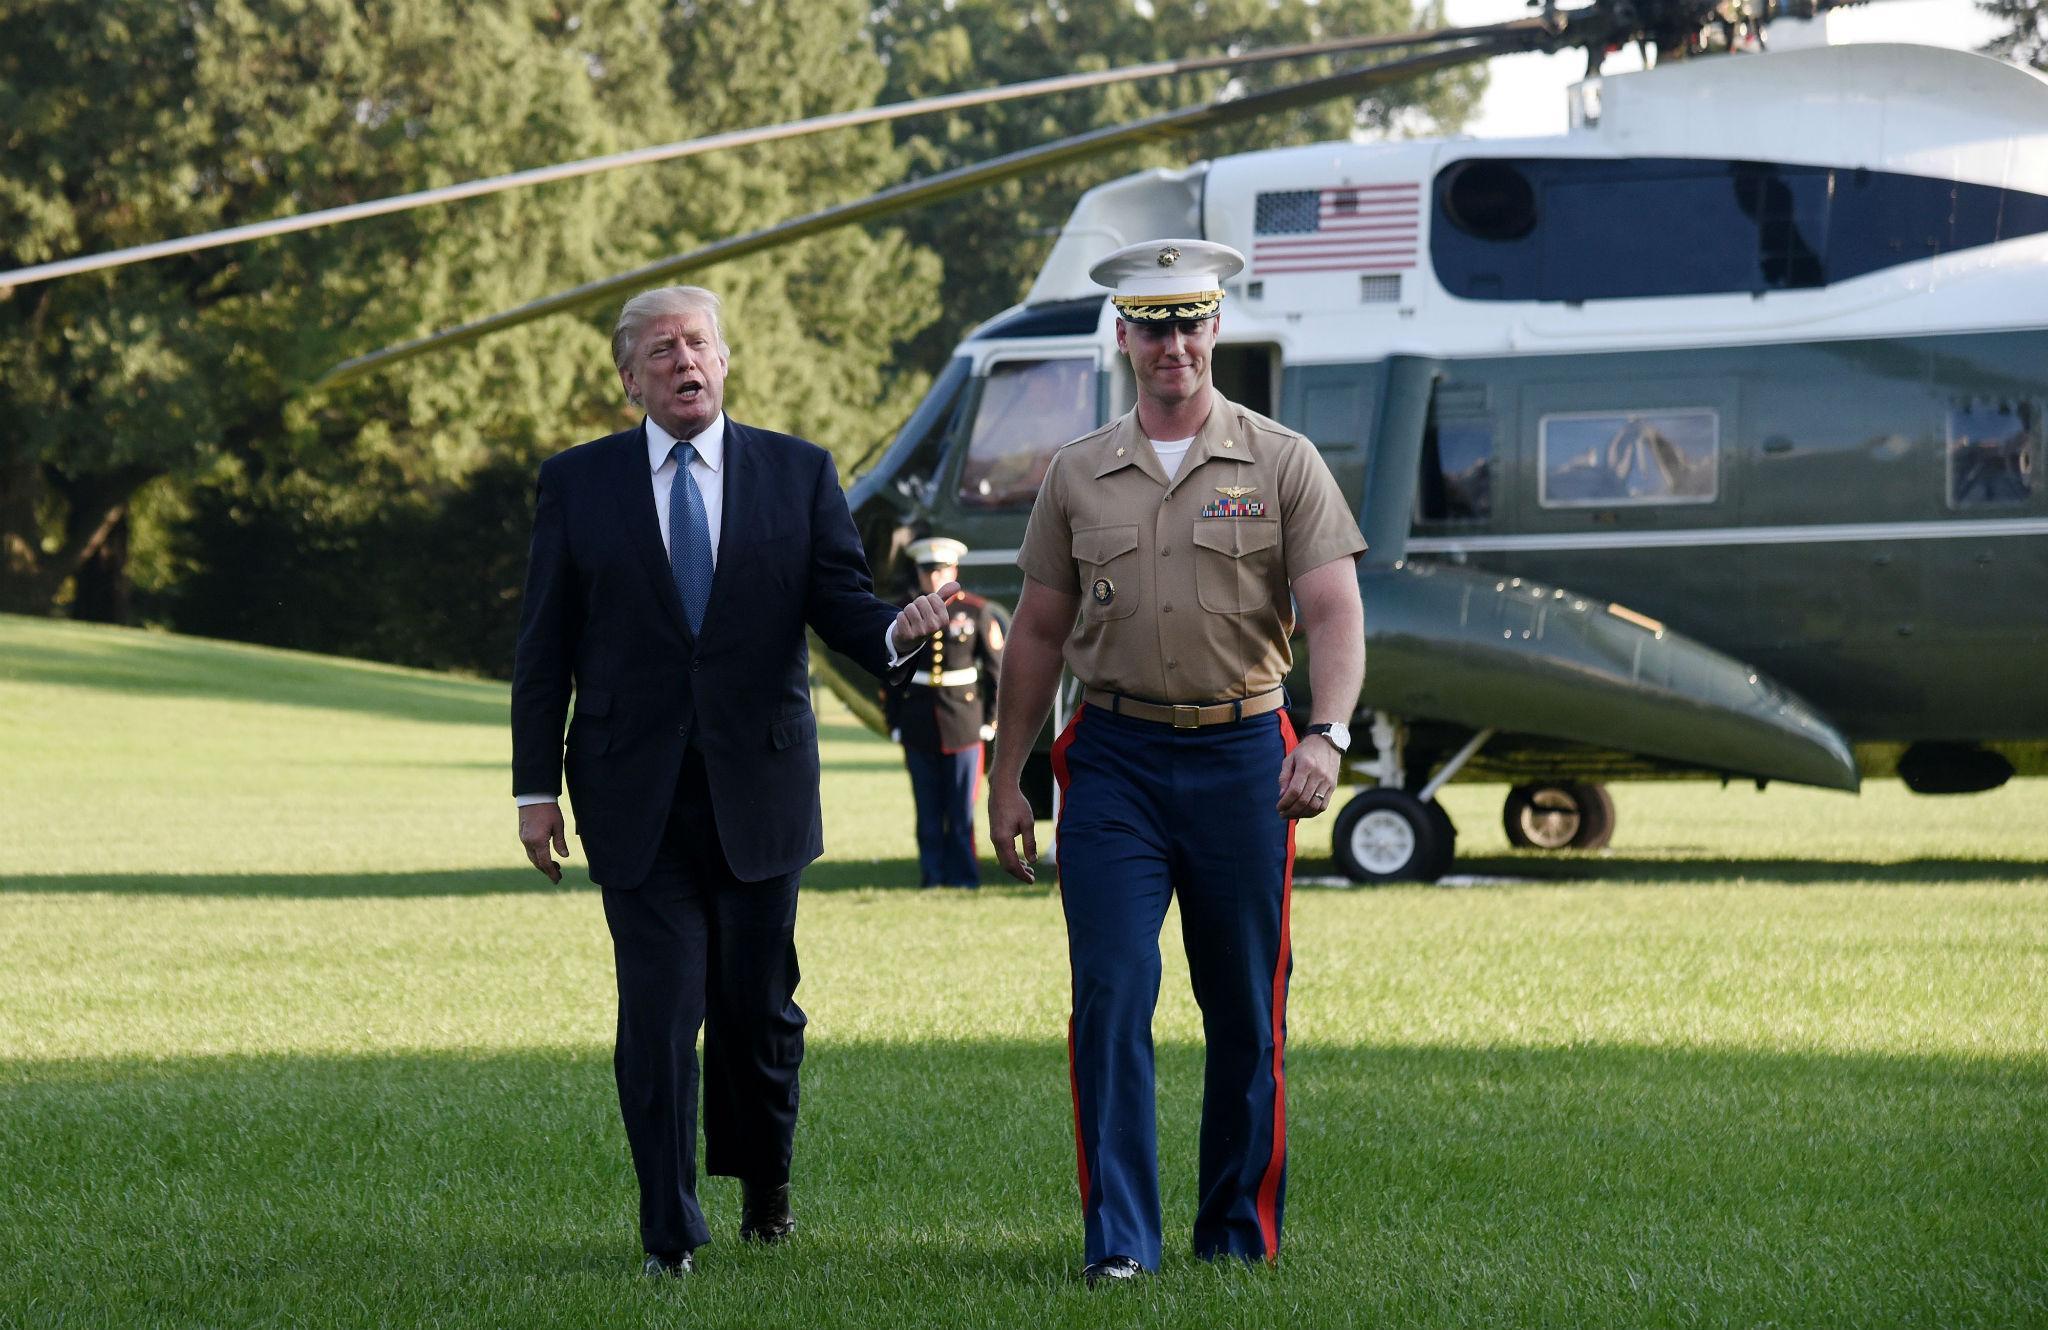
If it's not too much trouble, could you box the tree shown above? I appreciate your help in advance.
[1980,0,2048,67]
[870,0,1485,367]
[0,0,939,621]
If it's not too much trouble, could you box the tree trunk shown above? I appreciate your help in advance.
[0,464,155,618]
[69,507,132,623]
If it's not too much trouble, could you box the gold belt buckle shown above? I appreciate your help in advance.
[1172,704,1200,729]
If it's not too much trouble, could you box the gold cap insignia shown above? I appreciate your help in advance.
[1157,246,1180,267]
[1216,485,1257,499]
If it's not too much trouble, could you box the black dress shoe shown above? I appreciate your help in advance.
[739,1180,797,1244]
[1082,1255,1143,1287]
[642,1251,695,1277]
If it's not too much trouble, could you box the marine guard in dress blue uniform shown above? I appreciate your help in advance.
[883,537,1009,888]
[984,240,1369,1286]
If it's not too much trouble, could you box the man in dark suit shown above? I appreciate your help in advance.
[512,284,953,1277]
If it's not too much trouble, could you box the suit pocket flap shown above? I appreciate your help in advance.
[1191,518,1280,559]
[769,711,817,750]
[574,689,613,717]
[1072,524,1140,566]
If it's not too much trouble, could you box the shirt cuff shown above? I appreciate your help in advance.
[885,621,911,669]
[514,793,558,807]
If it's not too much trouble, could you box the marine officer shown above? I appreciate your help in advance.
[985,239,1367,1284]
[883,536,1009,888]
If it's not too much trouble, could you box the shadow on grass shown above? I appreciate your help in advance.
[1440,853,2048,886]
[1,860,1045,897]
[0,633,505,728]
[0,1041,2040,1326]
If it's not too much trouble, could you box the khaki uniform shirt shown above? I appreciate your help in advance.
[1016,392,1367,703]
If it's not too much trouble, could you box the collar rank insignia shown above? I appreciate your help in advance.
[1216,485,1257,499]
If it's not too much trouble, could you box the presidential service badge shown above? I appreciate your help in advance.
[1092,577,1115,606]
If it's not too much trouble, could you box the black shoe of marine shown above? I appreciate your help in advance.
[642,1251,695,1277]
[1083,1255,1144,1287]
[740,1180,798,1244]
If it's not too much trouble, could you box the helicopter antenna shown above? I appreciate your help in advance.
[0,20,1549,294]
[316,33,1546,390]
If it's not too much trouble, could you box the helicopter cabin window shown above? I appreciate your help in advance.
[1947,401,2037,509]
[1538,409,1718,508]
[1432,158,2048,302]
[956,358,1096,508]
[1417,387,1492,523]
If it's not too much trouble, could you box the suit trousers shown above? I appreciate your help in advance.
[1052,703,1297,1270]
[601,745,806,1259]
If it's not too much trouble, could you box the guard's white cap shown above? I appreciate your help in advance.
[906,536,967,566]
[1089,238,1244,321]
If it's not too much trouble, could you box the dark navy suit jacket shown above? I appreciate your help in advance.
[512,417,898,887]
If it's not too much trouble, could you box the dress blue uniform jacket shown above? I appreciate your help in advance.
[512,418,900,888]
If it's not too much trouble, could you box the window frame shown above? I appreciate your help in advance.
[1536,406,1723,510]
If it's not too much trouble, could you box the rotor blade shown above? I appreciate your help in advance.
[317,34,1539,390]
[0,19,1550,294]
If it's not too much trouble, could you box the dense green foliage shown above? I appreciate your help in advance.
[0,0,940,638]
[1,0,1478,669]
[3,616,2045,1326]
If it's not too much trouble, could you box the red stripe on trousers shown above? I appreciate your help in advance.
[1256,711,1299,1261]
[1050,710,1088,1209]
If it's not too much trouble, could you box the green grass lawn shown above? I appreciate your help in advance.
[2,612,2044,1328]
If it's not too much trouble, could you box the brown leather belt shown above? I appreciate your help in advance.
[1082,687,1285,729]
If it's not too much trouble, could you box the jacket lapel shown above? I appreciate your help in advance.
[612,423,694,643]
[702,418,758,635]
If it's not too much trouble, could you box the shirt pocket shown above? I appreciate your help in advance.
[1191,518,1281,614]
[1072,523,1141,623]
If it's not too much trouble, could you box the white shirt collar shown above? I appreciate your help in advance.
[645,412,727,474]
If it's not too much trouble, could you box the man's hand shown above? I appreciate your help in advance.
[988,781,1039,883]
[890,580,961,654]
[1277,732,1343,820]
[519,801,569,883]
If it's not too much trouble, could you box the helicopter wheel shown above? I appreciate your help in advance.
[1502,782,1615,851]
[1332,788,1457,884]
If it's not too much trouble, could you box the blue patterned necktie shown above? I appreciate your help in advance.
[667,439,714,635]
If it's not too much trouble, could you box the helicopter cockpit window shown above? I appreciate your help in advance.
[956,358,1096,508]
[1539,409,1718,507]
[1947,402,2037,509]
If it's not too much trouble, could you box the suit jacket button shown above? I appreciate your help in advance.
[678,725,687,737]
[691,660,700,672]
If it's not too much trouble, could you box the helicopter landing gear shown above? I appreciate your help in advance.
[1330,715,1494,884]
[1332,788,1456,883]
[1502,781,1615,851]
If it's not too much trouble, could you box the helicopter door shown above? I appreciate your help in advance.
[1211,342,1280,419]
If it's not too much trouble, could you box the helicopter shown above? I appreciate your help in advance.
[43,0,2032,884]
[811,32,2048,882]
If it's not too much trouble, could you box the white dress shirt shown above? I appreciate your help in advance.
[516,413,909,808]
[648,412,726,564]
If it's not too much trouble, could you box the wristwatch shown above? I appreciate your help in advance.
[1305,721,1351,752]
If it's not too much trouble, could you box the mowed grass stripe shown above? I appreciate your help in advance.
[3,613,2045,1327]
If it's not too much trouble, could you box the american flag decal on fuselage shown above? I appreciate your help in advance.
[1250,183,1421,275]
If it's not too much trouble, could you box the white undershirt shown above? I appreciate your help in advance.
[1150,434,1196,482]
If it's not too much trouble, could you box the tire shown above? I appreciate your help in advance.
[1502,781,1615,851]
[1565,781,1615,850]
[1332,788,1455,884]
